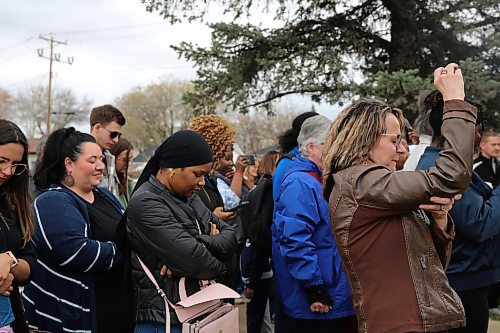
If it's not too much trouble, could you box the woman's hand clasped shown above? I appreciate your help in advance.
[434,63,465,102]
[210,223,220,236]
[0,253,14,296]
[419,194,462,231]
[159,223,220,279]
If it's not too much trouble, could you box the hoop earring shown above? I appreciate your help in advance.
[65,172,75,186]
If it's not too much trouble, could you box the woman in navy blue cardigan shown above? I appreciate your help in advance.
[22,128,131,333]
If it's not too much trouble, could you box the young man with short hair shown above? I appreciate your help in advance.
[474,131,500,189]
[89,104,126,197]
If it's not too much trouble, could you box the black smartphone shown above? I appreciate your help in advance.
[242,155,255,165]
[223,200,250,212]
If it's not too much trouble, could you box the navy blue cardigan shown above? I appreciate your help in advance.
[22,185,123,333]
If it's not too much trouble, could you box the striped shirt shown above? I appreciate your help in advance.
[22,185,122,333]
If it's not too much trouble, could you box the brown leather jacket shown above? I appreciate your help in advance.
[329,100,477,333]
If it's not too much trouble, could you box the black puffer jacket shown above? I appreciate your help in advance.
[197,174,224,212]
[127,176,237,325]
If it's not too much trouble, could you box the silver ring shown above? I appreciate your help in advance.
[441,69,447,75]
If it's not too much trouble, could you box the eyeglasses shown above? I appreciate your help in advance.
[381,133,403,150]
[0,160,28,176]
[102,127,122,139]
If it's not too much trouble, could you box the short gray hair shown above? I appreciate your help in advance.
[298,115,331,157]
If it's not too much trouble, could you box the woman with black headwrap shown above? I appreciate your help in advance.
[126,130,237,333]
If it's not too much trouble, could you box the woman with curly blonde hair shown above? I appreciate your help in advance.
[189,115,248,238]
[189,115,235,172]
[321,64,476,333]
[189,115,249,299]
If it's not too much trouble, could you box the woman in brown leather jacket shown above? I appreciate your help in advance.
[322,63,477,333]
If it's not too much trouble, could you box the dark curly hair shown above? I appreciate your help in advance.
[277,112,318,153]
[426,90,485,139]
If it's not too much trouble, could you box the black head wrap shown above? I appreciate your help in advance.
[133,130,213,192]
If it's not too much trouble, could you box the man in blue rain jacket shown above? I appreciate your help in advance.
[272,115,355,333]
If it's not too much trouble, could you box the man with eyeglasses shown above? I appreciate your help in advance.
[89,104,126,197]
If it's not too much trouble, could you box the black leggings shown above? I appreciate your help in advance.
[449,286,490,333]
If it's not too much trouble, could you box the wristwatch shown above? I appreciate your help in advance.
[4,251,18,268]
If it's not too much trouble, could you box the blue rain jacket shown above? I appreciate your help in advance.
[272,157,354,319]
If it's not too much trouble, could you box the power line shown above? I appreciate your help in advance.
[0,36,35,53]
[1,73,48,89]
[1,22,165,53]
[64,64,193,73]
[51,22,165,35]
[74,31,165,42]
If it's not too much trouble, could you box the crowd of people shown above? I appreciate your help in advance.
[0,62,497,333]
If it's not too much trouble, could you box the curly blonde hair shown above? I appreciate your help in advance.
[322,99,404,199]
[189,115,236,170]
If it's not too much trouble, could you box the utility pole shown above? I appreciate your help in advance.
[37,34,74,134]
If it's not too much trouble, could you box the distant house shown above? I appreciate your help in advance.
[129,144,158,179]
[133,145,157,163]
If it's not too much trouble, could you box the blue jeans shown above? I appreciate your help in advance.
[134,323,181,333]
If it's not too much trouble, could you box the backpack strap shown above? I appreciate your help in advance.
[277,153,296,164]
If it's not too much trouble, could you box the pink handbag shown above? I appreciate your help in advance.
[138,256,240,333]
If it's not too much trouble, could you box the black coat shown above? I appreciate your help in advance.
[126,176,237,325]
[474,154,500,188]
[197,175,224,212]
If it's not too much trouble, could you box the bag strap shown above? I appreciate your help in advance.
[137,256,174,333]
[178,277,212,300]
[137,255,216,332]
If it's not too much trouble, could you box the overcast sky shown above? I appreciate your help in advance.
[0,0,338,119]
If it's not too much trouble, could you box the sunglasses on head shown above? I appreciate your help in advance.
[102,127,122,139]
